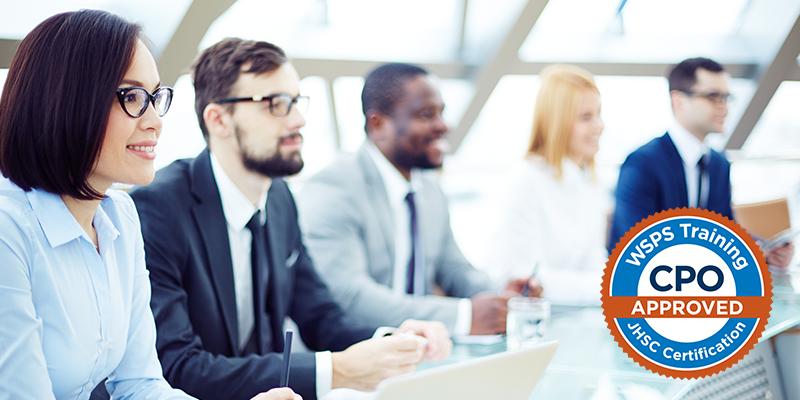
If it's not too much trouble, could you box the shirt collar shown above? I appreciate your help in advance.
[94,198,120,245]
[668,120,708,166]
[210,152,268,231]
[365,142,421,204]
[25,188,119,248]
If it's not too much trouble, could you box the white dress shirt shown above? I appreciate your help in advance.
[209,153,265,350]
[210,154,336,398]
[668,121,710,208]
[481,156,610,305]
[365,143,473,336]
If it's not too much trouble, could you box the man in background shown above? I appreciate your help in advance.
[610,57,793,267]
[298,63,541,337]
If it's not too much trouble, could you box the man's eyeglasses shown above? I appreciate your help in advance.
[116,86,174,118]
[681,90,734,105]
[214,93,310,117]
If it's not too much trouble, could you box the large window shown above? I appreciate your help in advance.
[743,81,800,157]
[0,0,191,56]
[519,0,796,64]
[202,0,464,62]
[2,1,798,260]
[734,81,800,205]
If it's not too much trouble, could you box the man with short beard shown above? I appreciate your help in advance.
[297,63,542,338]
[131,40,451,400]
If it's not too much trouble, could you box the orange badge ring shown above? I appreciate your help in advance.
[601,208,771,378]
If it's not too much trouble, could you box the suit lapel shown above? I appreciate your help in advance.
[357,146,396,279]
[189,149,240,354]
[662,133,690,207]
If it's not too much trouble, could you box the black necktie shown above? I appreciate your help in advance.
[245,211,270,353]
[404,192,422,295]
[697,155,707,209]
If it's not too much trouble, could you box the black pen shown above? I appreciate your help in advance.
[521,262,540,297]
[280,330,293,387]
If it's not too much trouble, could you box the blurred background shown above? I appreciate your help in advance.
[2,0,800,265]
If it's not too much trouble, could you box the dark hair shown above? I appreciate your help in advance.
[0,10,141,200]
[667,57,725,93]
[361,63,428,132]
[191,38,287,141]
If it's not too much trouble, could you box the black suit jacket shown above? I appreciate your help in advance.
[130,149,375,400]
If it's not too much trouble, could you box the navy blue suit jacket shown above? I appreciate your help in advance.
[130,150,375,400]
[609,133,733,251]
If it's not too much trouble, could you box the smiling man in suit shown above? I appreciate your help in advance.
[131,39,450,400]
[297,63,541,337]
[609,57,793,266]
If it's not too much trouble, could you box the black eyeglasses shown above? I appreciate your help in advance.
[215,93,310,117]
[681,90,733,105]
[116,86,174,118]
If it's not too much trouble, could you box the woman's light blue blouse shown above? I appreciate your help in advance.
[0,179,193,399]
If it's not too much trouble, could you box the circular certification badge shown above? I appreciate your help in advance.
[602,208,772,378]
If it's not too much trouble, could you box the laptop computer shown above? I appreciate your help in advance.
[373,340,558,400]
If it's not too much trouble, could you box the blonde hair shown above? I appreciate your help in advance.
[528,64,599,179]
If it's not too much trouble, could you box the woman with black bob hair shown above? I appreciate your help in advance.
[0,10,299,400]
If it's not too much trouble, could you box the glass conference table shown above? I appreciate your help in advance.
[424,279,800,400]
